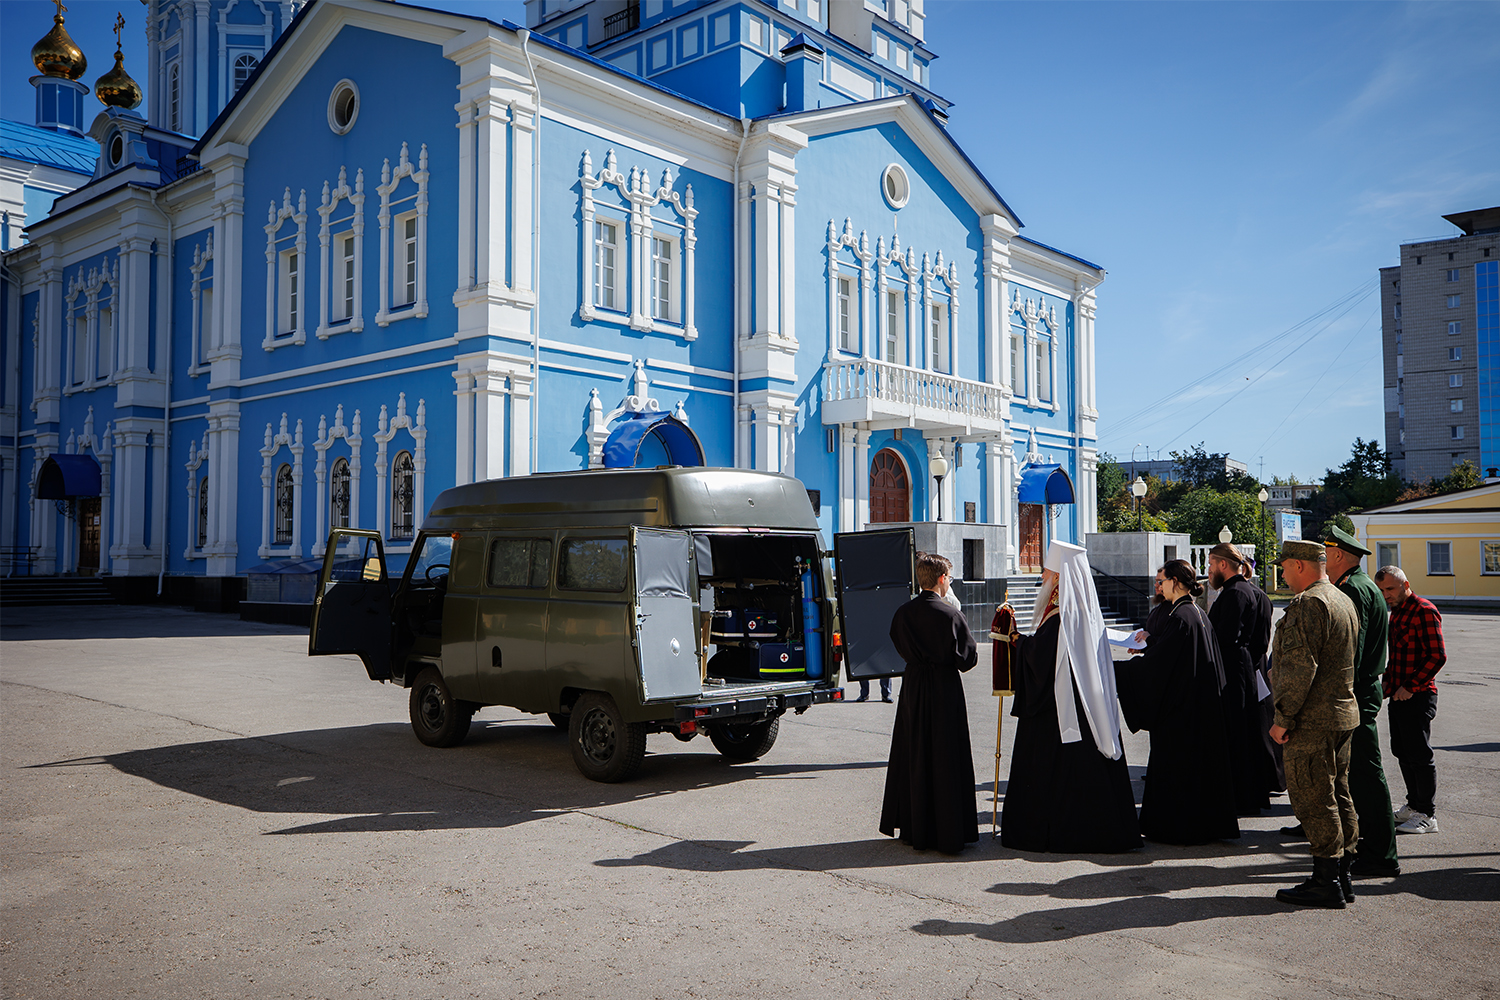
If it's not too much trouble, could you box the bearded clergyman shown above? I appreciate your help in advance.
[1000,541,1142,853]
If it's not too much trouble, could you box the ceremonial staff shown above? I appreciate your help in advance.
[988,597,1017,836]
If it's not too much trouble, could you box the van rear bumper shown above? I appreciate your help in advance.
[672,685,844,724]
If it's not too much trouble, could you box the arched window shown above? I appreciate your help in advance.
[197,477,209,548]
[233,54,259,92]
[391,451,414,540]
[169,63,181,131]
[274,463,294,544]
[330,457,351,530]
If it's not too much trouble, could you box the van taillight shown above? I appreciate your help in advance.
[679,720,697,734]
[831,631,843,663]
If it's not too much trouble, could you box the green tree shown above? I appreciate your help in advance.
[1167,487,1278,559]
[1299,437,1403,540]
[1170,442,1263,495]
[1395,460,1484,502]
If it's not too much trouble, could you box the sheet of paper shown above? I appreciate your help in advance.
[1106,627,1146,651]
[1256,669,1271,701]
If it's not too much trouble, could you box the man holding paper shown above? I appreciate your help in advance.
[1000,541,1141,854]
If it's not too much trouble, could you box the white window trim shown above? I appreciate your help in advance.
[591,215,624,316]
[920,250,959,374]
[649,231,680,323]
[63,259,121,393]
[373,392,427,552]
[167,58,182,132]
[825,221,958,371]
[316,166,365,339]
[1481,540,1500,576]
[216,0,272,103]
[836,273,854,352]
[313,404,362,556]
[1426,540,1453,576]
[189,234,213,375]
[883,281,906,365]
[263,187,308,350]
[258,413,304,558]
[376,142,430,327]
[825,219,873,359]
[1012,289,1060,413]
[578,149,698,340]
[183,431,209,561]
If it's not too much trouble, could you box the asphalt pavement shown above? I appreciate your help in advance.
[2,604,1497,1000]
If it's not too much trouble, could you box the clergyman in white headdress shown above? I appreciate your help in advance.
[999,540,1142,853]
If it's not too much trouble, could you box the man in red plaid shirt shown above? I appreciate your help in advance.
[1375,566,1446,835]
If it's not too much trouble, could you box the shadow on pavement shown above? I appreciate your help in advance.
[0,605,304,641]
[1436,742,1500,753]
[912,895,1289,943]
[25,720,888,836]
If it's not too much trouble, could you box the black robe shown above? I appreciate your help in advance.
[1208,575,1275,815]
[1142,599,1172,645]
[1001,613,1142,854]
[1114,596,1241,844]
[880,590,980,853]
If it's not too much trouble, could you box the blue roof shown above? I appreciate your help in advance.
[1017,463,1075,505]
[1015,235,1104,273]
[0,119,97,176]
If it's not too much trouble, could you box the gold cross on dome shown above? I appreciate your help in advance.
[114,12,126,48]
[53,0,67,18]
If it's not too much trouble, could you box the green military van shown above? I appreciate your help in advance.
[308,467,915,782]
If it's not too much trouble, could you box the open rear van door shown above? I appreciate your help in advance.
[833,527,916,681]
[631,526,702,702]
[309,529,393,680]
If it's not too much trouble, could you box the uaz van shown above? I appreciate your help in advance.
[308,467,915,781]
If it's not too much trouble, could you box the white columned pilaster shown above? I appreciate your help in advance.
[839,424,856,533]
[35,263,62,426]
[981,214,1016,392]
[204,147,247,383]
[193,0,210,135]
[114,233,157,403]
[455,350,533,482]
[205,403,240,576]
[452,371,474,485]
[509,372,533,476]
[854,427,871,530]
[1079,447,1099,536]
[110,421,162,573]
[473,369,507,482]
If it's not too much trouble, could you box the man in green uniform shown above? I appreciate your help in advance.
[1325,526,1400,879]
[1269,540,1360,908]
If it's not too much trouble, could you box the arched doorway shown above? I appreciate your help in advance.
[869,448,910,523]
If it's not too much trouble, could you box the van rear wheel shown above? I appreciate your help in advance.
[409,667,472,748]
[569,693,646,782]
[706,716,780,761]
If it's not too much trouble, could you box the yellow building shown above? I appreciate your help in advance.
[1350,481,1500,606]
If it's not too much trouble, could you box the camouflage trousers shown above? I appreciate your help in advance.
[1284,728,1358,859]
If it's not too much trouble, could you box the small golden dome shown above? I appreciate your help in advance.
[32,3,88,81]
[94,14,142,110]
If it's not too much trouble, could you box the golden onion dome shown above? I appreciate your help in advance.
[32,4,88,81]
[94,14,142,110]
[95,48,144,110]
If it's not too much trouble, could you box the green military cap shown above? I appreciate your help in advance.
[1323,524,1372,557]
[1274,539,1326,565]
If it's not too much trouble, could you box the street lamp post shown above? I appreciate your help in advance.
[930,452,950,522]
[1257,487,1269,591]
[1218,524,1233,544]
[1131,476,1147,531]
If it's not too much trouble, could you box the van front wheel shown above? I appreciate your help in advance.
[409,667,472,748]
[707,716,780,761]
[569,693,646,782]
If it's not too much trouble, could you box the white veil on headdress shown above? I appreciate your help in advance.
[1044,540,1124,760]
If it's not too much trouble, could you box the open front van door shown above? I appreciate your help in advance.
[833,527,916,681]
[631,526,702,702]
[309,528,393,681]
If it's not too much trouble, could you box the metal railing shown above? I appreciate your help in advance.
[602,3,640,41]
[1187,543,1256,577]
[822,357,1006,426]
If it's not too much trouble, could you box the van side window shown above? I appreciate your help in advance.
[408,534,453,584]
[488,538,552,589]
[558,538,627,592]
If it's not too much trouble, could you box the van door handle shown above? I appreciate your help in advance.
[491,645,502,668]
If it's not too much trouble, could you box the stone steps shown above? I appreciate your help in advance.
[0,577,117,608]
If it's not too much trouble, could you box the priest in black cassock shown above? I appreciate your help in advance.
[1000,541,1141,854]
[1206,543,1276,815]
[879,552,980,854]
[1114,559,1241,845]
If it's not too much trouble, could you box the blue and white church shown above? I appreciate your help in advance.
[1,0,1104,598]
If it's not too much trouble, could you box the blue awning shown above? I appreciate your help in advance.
[603,412,705,469]
[1017,463,1075,505]
[36,454,102,499]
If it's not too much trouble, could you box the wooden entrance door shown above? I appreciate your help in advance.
[78,497,101,576]
[869,448,910,523]
[1018,503,1043,573]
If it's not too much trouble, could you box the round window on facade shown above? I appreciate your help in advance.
[328,80,359,135]
[108,133,125,166]
[882,163,910,209]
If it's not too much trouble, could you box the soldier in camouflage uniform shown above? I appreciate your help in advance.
[1269,540,1360,909]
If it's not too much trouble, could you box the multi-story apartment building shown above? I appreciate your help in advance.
[1381,207,1500,482]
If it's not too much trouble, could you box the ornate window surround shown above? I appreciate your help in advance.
[826,220,959,373]
[216,0,273,105]
[63,259,120,393]
[826,219,872,358]
[373,393,426,552]
[1011,289,1060,414]
[316,166,365,339]
[263,187,308,350]
[578,149,698,341]
[313,404,362,556]
[189,234,213,376]
[376,142,429,327]
[258,412,304,558]
[59,407,113,575]
[184,430,210,561]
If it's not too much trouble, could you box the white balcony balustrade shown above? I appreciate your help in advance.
[821,357,1006,434]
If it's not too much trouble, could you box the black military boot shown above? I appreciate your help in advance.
[1336,855,1355,903]
[1275,857,1347,909]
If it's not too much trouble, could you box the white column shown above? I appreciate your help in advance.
[854,427,870,530]
[472,370,507,482]
[509,372,533,476]
[193,0,210,135]
[452,370,474,485]
[205,151,247,382]
[839,424,856,533]
[206,403,239,576]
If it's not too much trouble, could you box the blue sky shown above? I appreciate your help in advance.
[5,0,1497,482]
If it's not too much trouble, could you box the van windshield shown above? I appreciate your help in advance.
[409,534,454,585]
